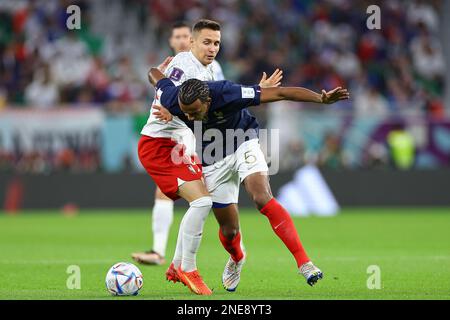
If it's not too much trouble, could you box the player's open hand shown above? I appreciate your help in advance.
[259,68,283,88]
[157,56,173,73]
[320,87,350,104]
[153,105,173,123]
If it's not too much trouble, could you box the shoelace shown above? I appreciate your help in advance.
[301,263,315,274]
[226,260,237,273]
[190,271,204,282]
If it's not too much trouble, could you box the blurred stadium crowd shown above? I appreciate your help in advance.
[0,0,446,112]
[0,0,448,173]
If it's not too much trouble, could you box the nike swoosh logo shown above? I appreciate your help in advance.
[274,220,286,230]
[180,273,199,293]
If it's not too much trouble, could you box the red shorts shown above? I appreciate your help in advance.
[138,135,203,200]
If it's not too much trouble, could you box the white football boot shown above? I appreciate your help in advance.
[222,255,246,292]
[131,250,166,265]
[299,261,323,286]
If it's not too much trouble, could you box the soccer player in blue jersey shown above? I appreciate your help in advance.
[147,67,349,289]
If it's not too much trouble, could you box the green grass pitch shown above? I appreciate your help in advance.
[0,208,449,300]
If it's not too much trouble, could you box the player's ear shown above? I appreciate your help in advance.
[202,97,212,110]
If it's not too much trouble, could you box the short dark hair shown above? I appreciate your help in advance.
[192,19,221,33]
[179,79,210,105]
[171,21,191,31]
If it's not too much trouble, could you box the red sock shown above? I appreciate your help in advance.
[260,198,310,267]
[219,229,244,263]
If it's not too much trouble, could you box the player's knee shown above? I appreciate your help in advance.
[189,196,213,209]
[221,226,239,241]
[252,192,272,210]
[245,178,273,210]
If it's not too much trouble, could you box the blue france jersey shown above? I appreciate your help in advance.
[157,78,262,165]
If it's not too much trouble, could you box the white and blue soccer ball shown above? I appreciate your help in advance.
[105,262,144,296]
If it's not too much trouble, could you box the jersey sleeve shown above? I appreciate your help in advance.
[164,53,192,86]
[157,79,178,109]
[155,79,184,116]
[209,81,261,111]
[165,65,187,86]
[155,78,174,92]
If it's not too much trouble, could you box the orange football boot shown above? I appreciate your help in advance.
[165,263,180,283]
[176,267,212,295]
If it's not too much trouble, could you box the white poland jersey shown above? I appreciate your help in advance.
[141,51,224,155]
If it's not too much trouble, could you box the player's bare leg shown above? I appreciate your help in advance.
[243,172,323,286]
[213,204,243,259]
[213,204,246,291]
[166,179,212,295]
[132,187,173,266]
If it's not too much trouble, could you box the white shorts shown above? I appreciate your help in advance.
[202,139,269,204]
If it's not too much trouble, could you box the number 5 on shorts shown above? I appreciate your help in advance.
[244,151,257,164]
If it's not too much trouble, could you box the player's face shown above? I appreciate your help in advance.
[169,27,192,54]
[191,28,221,66]
[179,98,211,121]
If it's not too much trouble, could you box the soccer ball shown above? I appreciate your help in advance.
[105,262,144,296]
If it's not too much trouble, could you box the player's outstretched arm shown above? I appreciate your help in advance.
[260,86,350,104]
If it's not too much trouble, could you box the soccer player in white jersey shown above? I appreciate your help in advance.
[132,21,227,266]
[132,22,195,266]
[137,22,215,293]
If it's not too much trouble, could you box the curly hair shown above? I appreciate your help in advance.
[178,79,210,105]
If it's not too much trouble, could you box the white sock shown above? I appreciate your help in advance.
[172,216,185,268]
[152,199,174,257]
[180,196,212,272]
